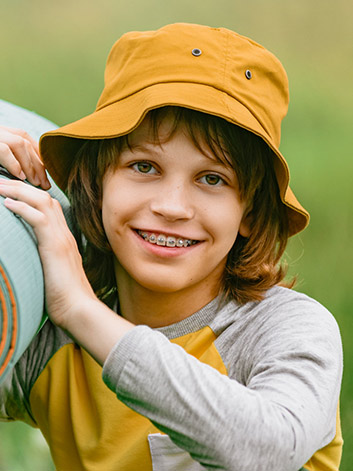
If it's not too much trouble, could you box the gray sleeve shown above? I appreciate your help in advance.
[102,298,342,471]
[0,321,72,425]
[0,350,37,425]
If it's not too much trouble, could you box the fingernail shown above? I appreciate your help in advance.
[19,171,26,180]
[4,197,15,207]
[42,178,51,190]
[33,176,41,187]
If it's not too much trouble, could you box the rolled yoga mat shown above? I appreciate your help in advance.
[0,100,73,384]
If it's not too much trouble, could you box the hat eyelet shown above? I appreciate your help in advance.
[191,48,202,57]
[245,69,252,80]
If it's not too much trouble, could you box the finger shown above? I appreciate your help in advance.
[0,130,38,184]
[0,181,64,248]
[1,182,76,256]
[10,129,50,189]
[3,196,69,253]
[0,128,50,189]
[3,197,47,230]
[26,143,51,190]
[0,181,63,249]
[0,178,52,212]
[0,126,40,154]
[0,142,26,180]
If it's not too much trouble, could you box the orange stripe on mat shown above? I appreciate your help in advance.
[0,263,17,376]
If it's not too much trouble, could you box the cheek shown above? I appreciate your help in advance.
[101,187,123,240]
[210,199,245,246]
[219,221,240,254]
[101,182,141,240]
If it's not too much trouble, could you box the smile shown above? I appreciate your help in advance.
[136,230,199,247]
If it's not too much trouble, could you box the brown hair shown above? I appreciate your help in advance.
[68,107,290,305]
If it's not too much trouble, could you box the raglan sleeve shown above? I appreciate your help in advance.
[0,321,62,426]
[0,353,37,426]
[101,293,343,471]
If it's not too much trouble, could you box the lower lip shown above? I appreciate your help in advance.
[132,230,202,258]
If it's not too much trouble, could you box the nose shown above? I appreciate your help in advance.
[150,181,195,221]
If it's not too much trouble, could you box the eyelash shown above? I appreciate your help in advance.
[131,161,156,174]
[131,161,226,186]
[199,174,225,186]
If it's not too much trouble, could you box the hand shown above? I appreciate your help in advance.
[0,126,51,190]
[0,178,95,329]
[0,178,134,364]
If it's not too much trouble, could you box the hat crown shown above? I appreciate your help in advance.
[40,23,309,235]
[97,23,289,147]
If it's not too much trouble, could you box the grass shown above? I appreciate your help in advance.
[0,0,352,468]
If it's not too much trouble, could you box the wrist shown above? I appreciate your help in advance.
[59,296,135,365]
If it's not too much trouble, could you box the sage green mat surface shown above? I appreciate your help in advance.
[0,99,73,384]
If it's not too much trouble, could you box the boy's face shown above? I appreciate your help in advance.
[101,115,249,301]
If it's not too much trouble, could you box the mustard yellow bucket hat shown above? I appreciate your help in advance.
[40,22,309,236]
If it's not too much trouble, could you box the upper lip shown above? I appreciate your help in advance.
[135,228,201,241]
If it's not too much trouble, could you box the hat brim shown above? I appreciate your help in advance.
[40,82,309,236]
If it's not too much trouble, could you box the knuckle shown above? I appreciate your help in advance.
[39,191,53,205]
[20,130,31,140]
[30,189,52,210]
[36,212,48,226]
[9,127,30,140]
[23,139,32,151]
[52,198,62,209]
[11,136,26,151]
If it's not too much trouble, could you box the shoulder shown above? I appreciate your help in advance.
[214,285,339,334]
[263,284,330,310]
[260,286,341,338]
[212,286,342,380]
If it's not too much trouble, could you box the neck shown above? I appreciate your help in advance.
[115,275,220,328]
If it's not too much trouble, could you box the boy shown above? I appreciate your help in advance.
[0,23,343,470]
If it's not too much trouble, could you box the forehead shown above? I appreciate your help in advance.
[127,113,174,145]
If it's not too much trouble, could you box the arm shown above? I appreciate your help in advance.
[0,179,134,362]
[101,301,342,471]
[0,366,37,426]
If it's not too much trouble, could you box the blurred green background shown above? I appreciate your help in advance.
[0,0,352,469]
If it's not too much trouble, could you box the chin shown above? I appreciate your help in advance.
[137,277,191,294]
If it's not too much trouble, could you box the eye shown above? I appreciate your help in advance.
[132,161,157,174]
[199,174,225,186]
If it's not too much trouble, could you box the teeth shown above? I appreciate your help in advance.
[166,236,176,247]
[157,235,166,246]
[137,230,197,248]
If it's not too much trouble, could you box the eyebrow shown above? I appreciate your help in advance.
[130,143,157,154]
